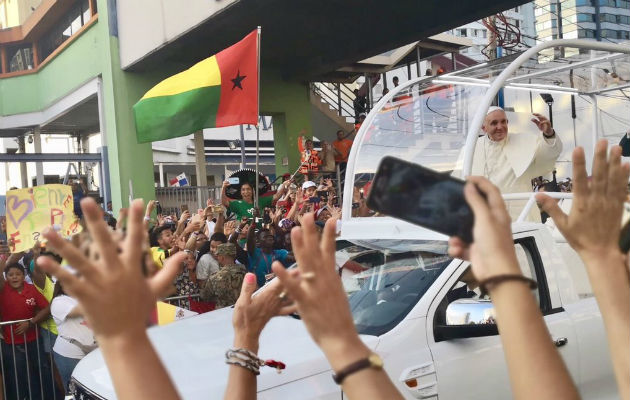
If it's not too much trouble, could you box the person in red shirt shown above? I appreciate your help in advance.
[0,260,52,399]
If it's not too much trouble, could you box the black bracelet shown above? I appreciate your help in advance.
[478,274,537,296]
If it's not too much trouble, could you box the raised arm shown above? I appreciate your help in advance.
[221,180,232,208]
[38,198,186,400]
[31,243,47,290]
[537,141,630,400]
[449,176,579,400]
[272,180,291,203]
[273,215,404,400]
[246,220,257,258]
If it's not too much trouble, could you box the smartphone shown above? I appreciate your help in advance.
[308,196,321,204]
[228,177,240,185]
[366,156,475,242]
[181,204,189,213]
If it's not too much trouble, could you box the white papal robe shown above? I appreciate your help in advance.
[471,132,562,221]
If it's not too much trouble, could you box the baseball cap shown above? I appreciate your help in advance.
[216,243,236,257]
[302,181,317,190]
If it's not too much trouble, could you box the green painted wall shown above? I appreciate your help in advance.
[0,24,103,116]
[260,69,312,176]
[0,1,314,211]
[94,0,158,211]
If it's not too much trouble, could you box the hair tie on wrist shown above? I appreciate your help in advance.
[478,274,537,296]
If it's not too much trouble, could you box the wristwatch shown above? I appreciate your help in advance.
[543,129,556,138]
[332,353,384,384]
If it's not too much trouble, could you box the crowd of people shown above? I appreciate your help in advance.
[17,140,626,400]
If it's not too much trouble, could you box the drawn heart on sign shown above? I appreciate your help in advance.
[6,195,33,230]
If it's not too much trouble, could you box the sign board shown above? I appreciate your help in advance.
[6,184,82,252]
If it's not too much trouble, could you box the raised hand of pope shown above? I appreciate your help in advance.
[531,113,554,136]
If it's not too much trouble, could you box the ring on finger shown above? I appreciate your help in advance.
[278,291,287,300]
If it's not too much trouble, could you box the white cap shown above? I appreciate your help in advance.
[302,181,317,190]
[486,106,505,115]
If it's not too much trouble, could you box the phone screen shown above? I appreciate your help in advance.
[228,177,240,185]
[366,156,474,242]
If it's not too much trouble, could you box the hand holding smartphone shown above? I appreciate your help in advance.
[366,156,478,243]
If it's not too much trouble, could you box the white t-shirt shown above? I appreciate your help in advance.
[51,295,96,359]
[196,253,220,281]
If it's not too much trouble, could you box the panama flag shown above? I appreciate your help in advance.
[169,173,189,187]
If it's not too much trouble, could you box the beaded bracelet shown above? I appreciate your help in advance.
[478,274,537,296]
[225,348,286,375]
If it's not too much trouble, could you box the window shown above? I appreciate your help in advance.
[38,0,92,62]
[337,240,451,336]
[617,15,630,25]
[457,28,468,37]
[599,13,617,23]
[482,30,487,38]
[575,0,592,5]
[7,45,33,72]
[578,29,596,38]
[433,237,553,341]
[618,30,630,39]
[577,13,595,22]
[617,0,630,7]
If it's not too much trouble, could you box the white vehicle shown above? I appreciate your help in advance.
[70,40,630,399]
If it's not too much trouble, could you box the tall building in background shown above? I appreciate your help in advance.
[449,3,537,62]
[535,0,630,58]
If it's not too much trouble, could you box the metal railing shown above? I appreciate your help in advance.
[155,186,222,216]
[163,294,201,309]
[310,82,357,121]
[0,319,61,400]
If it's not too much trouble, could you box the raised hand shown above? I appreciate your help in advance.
[448,176,521,281]
[39,198,183,400]
[38,198,185,338]
[531,113,554,136]
[272,216,361,362]
[537,141,630,263]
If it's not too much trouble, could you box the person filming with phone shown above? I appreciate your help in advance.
[471,106,562,221]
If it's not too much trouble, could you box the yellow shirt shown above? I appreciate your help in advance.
[151,247,167,270]
[35,276,58,335]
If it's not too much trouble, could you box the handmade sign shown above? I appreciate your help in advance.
[6,184,82,252]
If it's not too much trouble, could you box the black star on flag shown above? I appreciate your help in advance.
[231,70,247,90]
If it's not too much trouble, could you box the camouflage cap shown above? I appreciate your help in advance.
[216,243,237,257]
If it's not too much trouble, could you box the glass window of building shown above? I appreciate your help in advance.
[7,44,33,72]
[617,15,630,25]
[577,13,595,22]
[578,29,596,38]
[616,0,630,7]
[38,0,92,62]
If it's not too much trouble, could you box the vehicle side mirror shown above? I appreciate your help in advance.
[434,299,498,342]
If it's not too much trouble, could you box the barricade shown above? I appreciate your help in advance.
[0,318,61,400]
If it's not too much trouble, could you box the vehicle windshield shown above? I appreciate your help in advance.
[336,239,452,336]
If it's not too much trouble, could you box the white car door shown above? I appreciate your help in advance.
[425,235,580,399]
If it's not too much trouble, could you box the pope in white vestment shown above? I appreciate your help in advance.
[471,106,562,221]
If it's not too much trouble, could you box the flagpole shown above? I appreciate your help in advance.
[254,26,261,210]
